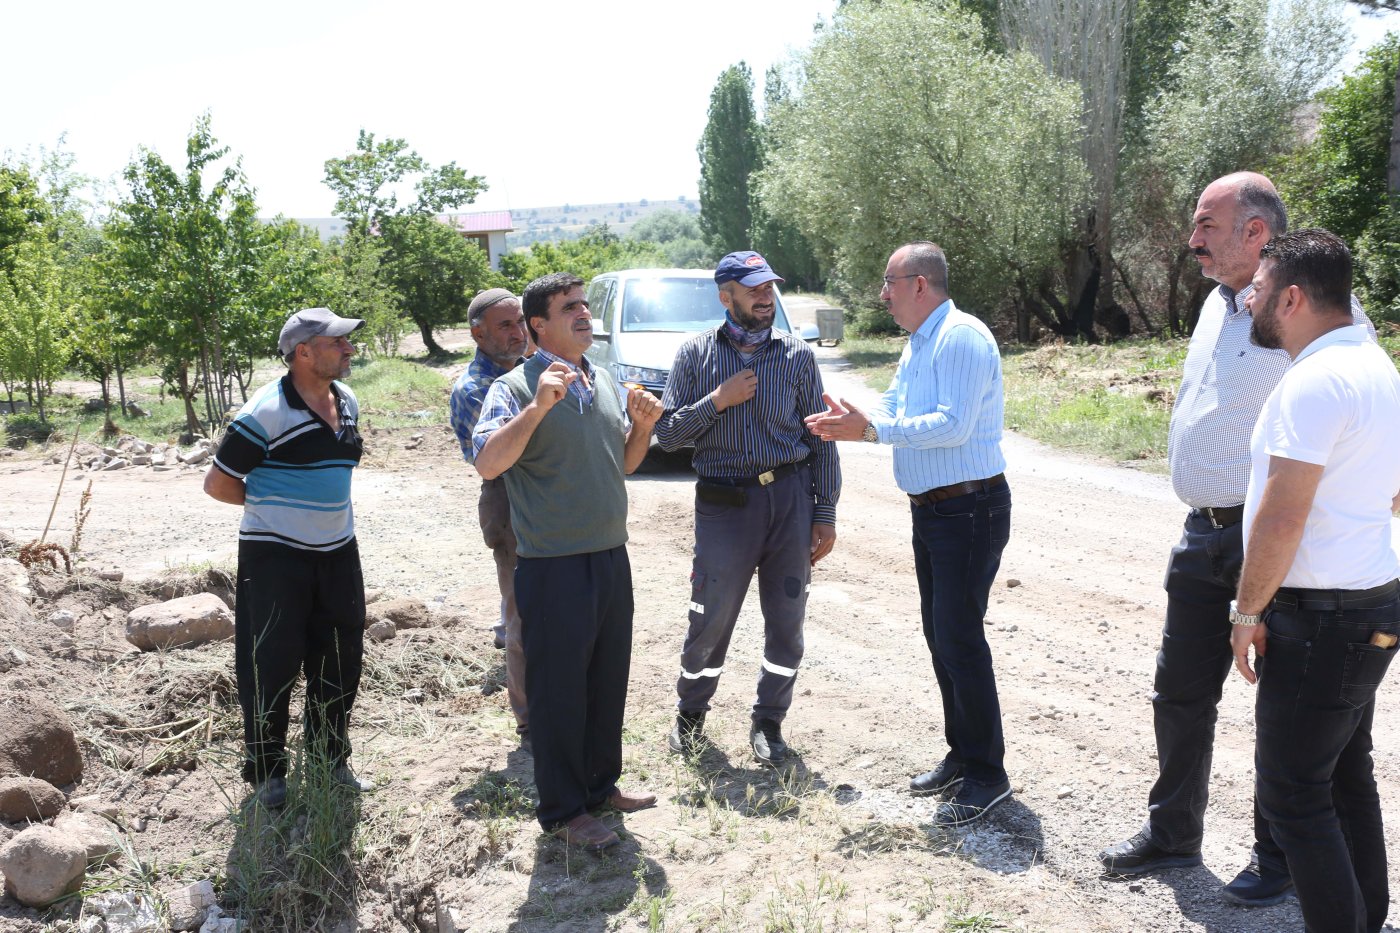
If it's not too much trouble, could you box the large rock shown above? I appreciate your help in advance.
[0,824,86,907]
[125,593,234,651]
[0,775,65,821]
[53,810,122,865]
[0,694,84,786]
[368,597,431,630]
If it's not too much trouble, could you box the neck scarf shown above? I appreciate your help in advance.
[723,312,770,352]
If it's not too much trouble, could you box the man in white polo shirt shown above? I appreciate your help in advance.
[1230,229,1400,933]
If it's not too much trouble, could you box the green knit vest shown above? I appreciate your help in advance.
[497,355,629,558]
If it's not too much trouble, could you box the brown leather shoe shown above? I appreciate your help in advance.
[550,814,619,851]
[606,789,657,813]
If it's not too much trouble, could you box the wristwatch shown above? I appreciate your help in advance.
[861,423,878,443]
[1229,599,1262,626]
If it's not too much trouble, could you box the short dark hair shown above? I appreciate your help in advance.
[1234,180,1288,237]
[1258,228,1352,316]
[898,241,949,292]
[521,273,585,339]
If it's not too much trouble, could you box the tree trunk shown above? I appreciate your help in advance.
[100,372,117,437]
[417,318,444,355]
[115,350,128,416]
[176,365,203,436]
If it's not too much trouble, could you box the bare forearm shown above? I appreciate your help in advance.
[1236,511,1308,614]
[203,467,246,505]
[475,405,548,480]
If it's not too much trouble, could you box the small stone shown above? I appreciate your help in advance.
[84,891,161,931]
[53,811,123,865]
[71,795,121,823]
[403,688,426,703]
[164,878,217,931]
[0,775,66,821]
[131,454,152,466]
[103,457,132,471]
[1057,786,1074,799]
[179,447,210,466]
[125,592,234,651]
[366,619,396,642]
[1128,882,1143,893]
[0,646,29,672]
[97,568,124,582]
[1006,578,1022,588]
[48,609,78,632]
[0,825,87,907]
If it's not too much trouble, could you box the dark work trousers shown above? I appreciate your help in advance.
[1256,581,1400,933]
[911,482,1011,787]
[676,467,813,723]
[516,545,633,831]
[1147,512,1284,874]
[234,540,365,784]
[479,476,527,732]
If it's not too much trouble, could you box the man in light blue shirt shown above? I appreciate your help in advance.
[806,241,1011,827]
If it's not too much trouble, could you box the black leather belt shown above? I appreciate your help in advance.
[1198,505,1244,528]
[908,473,1007,507]
[702,458,809,488]
[1272,579,1399,611]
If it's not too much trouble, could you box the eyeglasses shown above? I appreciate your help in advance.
[881,274,920,287]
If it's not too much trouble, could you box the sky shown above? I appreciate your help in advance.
[3,0,1396,221]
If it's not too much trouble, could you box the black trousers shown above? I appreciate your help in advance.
[516,545,633,830]
[235,540,365,784]
[1256,582,1400,933]
[1148,512,1283,872]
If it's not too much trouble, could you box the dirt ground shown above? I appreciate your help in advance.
[2,305,1399,932]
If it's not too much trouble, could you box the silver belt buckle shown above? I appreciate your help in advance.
[758,469,776,486]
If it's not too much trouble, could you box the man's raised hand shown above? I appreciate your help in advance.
[804,392,869,442]
[711,368,757,411]
[533,361,577,412]
[627,387,663,431]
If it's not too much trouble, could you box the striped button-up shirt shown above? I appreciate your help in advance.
[471,348,627,460]
[655,327,840,526]
[868,299,1006,494]
[1168,284,1374,509]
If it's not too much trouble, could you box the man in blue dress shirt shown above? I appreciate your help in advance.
[806,241,1012,827]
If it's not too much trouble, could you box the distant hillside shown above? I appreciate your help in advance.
[286,198,700,247]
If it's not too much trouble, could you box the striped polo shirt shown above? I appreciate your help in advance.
[212,374,363,552]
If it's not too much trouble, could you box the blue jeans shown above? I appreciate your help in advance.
[1148,512,1284,872]
[1256,580,1400,933]
[911,482,1011,786]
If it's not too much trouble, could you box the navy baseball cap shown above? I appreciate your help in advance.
[714,251,784,287]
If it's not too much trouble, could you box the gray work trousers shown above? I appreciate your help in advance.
[479,476,527,732]
[676,466,813,722]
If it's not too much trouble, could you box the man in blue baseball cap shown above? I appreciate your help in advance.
[655,251,841,766]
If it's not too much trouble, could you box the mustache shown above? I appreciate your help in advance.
[1193,247,1210,258]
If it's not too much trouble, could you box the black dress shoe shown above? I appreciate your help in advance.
[750,718,789,766]
[1221,857,1293,907]
[1098,830,1203,875]
[910,759,965,796]
[934,778,1011,827]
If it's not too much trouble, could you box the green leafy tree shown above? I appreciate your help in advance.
[323,234,405,356]
[0,238,69,422]
[0,165,49,273]
[752,65,825,292]
[1281,33,1400,318]
[698,64,761,256]
[628,209,711,268]
[758,0,1088,333]
[500,225,667,292]
[1123,0,1348,333]
[105,115,271,433]
[323,131,488,354]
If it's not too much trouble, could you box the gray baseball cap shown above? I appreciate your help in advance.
[278,307,364,358]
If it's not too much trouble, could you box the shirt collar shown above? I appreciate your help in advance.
[534,346,593,376]
[1218,283,1254,316]
[1294,323,1367,364]
[912,299,954,343]
[469,351,516,381]
[281,373,343,411]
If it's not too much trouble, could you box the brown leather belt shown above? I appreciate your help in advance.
[908,473,1007,507]
[1198,505,1244,528]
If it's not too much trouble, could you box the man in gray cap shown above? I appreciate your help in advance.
[205,307,375,808]
[449,288,532,745]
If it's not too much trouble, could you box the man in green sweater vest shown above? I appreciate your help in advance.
[472,272,662,851]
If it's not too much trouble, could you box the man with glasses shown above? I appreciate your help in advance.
[205,307,375,809]
[449,288,532,747]
[656,251,840,766]
[806,242,1012,827]
[474,273,662,852]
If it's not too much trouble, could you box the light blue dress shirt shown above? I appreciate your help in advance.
[868,299,1007,494]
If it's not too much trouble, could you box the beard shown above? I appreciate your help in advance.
[1249,294,1283,350]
